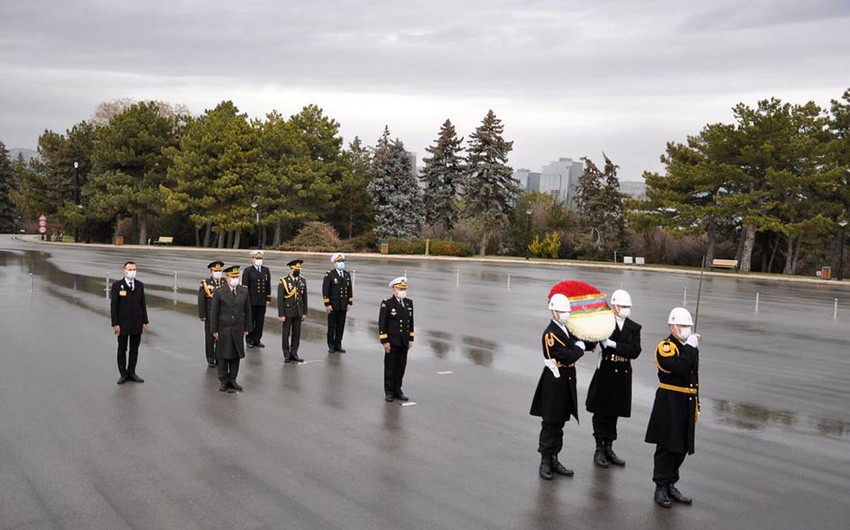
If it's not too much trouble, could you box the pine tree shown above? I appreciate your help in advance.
[420,119,463,233]
[0,141,19,232]
[367,127,424,240]
[574,154,626,260]
[462,110,517,255]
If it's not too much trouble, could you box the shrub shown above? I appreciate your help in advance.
[383,237,473,257]
[283,222,343,252]
[529,231,561,259]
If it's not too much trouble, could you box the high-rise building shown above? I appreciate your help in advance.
[513,157,584,207]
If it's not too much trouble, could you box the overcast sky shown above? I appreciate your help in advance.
[2,0,850,180]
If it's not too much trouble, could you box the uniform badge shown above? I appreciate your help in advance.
[658,340,678,357]
[119,290,127,297]
[390,308,397,316]
[547,334,555,347]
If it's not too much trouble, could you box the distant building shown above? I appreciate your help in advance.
[513,157,646,208]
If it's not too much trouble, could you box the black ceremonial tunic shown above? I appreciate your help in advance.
[585,317,642,417]
[645,335,699,454]
[530,320,585,424]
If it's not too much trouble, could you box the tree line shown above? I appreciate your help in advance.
[1,88,849,276]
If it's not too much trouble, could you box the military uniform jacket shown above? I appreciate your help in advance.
[209,285,252,360]
[278,275,308,319]
[530,321,585,423]
[378,296,414,347]
[322,269,353,310]
[197,277,225,320]
[242,265,272,306]
[645,334,699,454]
[585,317,642,417]
[110,279,149,336]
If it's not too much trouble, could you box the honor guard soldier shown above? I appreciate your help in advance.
[111,261,149,384]
[278,259,307,364]
[645,307,700,508]
[243,249,271,348]
[198,260,225,368]
[322,252,353,353]
[529,291,585,480]
[210,266,252,393]
[378,277,414,402]
[586,289,642,468]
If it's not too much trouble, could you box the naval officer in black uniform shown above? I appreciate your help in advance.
[322,252,353,353]
[243,249,271,348]
[278,259,307,364]
[378,277,414,402]
[198,260,225,368]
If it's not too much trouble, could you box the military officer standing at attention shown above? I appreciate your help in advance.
[645,307,700,508]
[529,291,585,480]
[243,249,271,348]
[585,289,642,468]
[111,261,149,384]
[197,260,225,368]
[278,259,307,364]
[322,252,353,354]
[210,266,252,393]
[378,277,414,402]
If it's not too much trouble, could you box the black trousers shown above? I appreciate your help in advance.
[653,445,687,485]
[203,320,216,363]
[281,316,302,358]
[249,304,266,344]
[592,413,619,442]
[117,333,141,376]
[383,343,408,395]
[327,309,347,350]
[217,358,240,385]
[538,420,566,456]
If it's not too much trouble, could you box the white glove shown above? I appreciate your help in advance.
[544,358,560,378]
[603,339,616,349]
[685,334,700,348]
[574,340,586,351]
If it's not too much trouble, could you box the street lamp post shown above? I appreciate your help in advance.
[251,196,261,249]
[525,209,532,259]
[74,162,80,242]
[838,214,848,281]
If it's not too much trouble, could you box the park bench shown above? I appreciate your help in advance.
[711,258,738,271]
[153,236,174,246]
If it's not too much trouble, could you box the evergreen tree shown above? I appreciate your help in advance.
[367,127,424,240]
[462,110,517,255]
[0,141,19,232]
[338,137,375,239]
[420,119,463,233]
[574,154,626,260]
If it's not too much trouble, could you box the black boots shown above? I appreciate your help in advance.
[667,484,693,504]
[604,441,625,466]
[593,440,609,468]
[654,484,672,508]
[539,455,553,480]
[549,454,574,477]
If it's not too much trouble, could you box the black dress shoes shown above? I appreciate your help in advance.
[207,361,217,368]
[117,374,129,385]
[336,348,346,353]
[229,381,243,392]
[255,342,266,348]
[550,455,574,477]
[291,356,304,363]
[220,383,229,392]
[654,485,672,508]
[247,342,255,348]
[394,392,410,402]
[667,484,692,504]
[385,394,394,402]
[128,373,144,383]
[284,358,294,364]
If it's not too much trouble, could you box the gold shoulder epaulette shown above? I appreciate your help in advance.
[657,340,678,358]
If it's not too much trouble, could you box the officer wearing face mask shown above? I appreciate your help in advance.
[645,307,701,508]
[210,265,252,393]
[110,261,149,384]
[529,292,586,481]
[586,289,642,468]
[243,250,271,348]
[278,259,307,364]
[198,260,226,368]
[378,277,414,402]
[322,252,353,354]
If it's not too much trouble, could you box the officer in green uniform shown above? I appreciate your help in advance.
[278,259,307,364]
[197,260,225,368]
[645,307,700,508]
[210,265,252,393]
[378,277,414,402]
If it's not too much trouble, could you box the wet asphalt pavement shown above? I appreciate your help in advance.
[1,235,848,529]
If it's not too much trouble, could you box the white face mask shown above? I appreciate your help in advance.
[617,307,631,319]
[396,290,407,299]
[125,270,137,279]
[555,311,570,324]
[228,278,240,287]
[212,271,223,280]
[254,259,263,267]
[678,326,692,340]
[336,261,345,270]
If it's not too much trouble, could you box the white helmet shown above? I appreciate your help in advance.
[548,294,571,312]
[610,289,632,307]
[668,307,694,326]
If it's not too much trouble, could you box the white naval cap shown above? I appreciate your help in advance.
[388,276,408,289]
[330,252,345,263]
[250,249,264,257]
